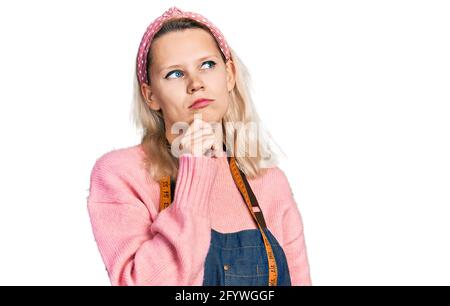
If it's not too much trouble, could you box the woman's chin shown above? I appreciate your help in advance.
[189,110,225,123]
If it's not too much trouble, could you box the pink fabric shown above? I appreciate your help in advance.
[136,6,231,86]
[87,144,312,286]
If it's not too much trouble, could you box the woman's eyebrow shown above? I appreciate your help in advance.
[160,54,218,73]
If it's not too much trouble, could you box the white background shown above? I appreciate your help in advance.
[0,0,449,285]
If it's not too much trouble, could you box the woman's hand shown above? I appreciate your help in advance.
[179,118,221,158]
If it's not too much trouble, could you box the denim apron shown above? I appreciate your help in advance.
[202,228,291,286]
[159,144,292,286]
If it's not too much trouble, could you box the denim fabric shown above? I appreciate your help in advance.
[202,228,291,286]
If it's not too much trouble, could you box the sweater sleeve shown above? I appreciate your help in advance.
[277,169,312,286]
[87,153,218,286]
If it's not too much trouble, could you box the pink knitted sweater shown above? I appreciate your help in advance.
[87,144,312,286]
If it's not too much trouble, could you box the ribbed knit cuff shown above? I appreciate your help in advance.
[171,155,219,219]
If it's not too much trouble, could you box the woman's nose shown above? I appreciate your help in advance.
[187,75,205,94]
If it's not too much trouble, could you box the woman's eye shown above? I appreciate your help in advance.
[164,61,216,80]
[165,70,183,79]
[201,60,216,69]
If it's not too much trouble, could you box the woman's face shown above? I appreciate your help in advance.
[141,28,236,143]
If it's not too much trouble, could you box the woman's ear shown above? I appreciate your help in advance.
[225,59,236,92]
[140,83,161,111]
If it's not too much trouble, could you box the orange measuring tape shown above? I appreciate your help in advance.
[159,154,278,286]
[159,175,172,212]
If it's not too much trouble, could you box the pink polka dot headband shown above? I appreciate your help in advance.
[136,6,231,86]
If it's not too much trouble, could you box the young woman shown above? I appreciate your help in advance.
[87,6,312,286]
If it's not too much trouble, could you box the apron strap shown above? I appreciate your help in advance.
[226,155,278,286]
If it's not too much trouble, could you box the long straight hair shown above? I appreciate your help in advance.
[131,18,284,182]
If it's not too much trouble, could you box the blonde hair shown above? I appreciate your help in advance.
[131,20,285,182]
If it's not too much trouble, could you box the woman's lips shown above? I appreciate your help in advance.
[189,99,214,109]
